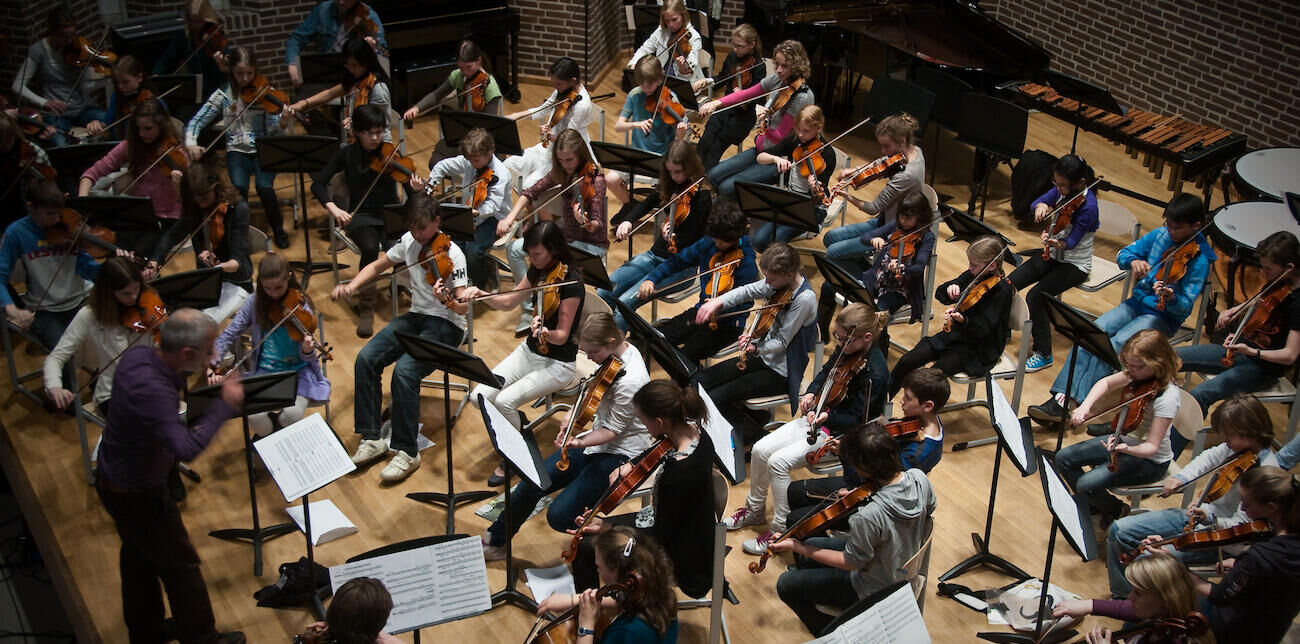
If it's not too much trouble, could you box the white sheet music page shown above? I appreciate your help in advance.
[990,379,1031,473]
[695,383,737,481]
[1041,452,1089,556]
[254,412,356,503]
[479,395,544,488]
[802,582,930,644]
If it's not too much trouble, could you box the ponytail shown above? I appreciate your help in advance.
[633,379,708,427]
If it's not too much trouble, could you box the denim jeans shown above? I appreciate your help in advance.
[486,448,628,547]
[776,537,858,635]
[47,108,109,147]
[1106,508,1218,597]
[1051,301,1179,402]
[707,148,778,200]
[823,219,879,271]
[354,312,465,456]
[1056,437,1169,520]
[225,151,284,232]
[1174,344,1278,457]
[597,250,693,330]
[461,219,499,289]
[751,211,823,252]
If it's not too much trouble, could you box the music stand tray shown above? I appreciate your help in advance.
[297,52,345,96]
[151,74,203,107]
[616,301,697,385]
[439,111,523,157]
[66,195,157,231]
[48,143,122,185]
[591,141,664,180]
[1041,295,1120,451]
[1042,70,1125,116]
[811,251,875,306]
[619,69,699,110]
[258,135,340,285]
[735,181,820,234]
[149,267,223,311]
[567,244,614,291]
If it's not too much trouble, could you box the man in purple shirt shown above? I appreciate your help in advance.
[95,308,246,644]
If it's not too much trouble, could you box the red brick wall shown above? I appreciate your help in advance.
[984,0,1300,149]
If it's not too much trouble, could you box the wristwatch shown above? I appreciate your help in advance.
[577,626,597,637]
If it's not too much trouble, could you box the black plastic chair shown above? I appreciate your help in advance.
[861,76,935,135]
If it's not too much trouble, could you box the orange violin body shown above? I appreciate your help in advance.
[1042,190,1087,260]
[370,142,418,183]
[1222,280,1293,368]
[824,153,906,205]
[469,167,497,210]
[271,289,334,362]
[207,202,228,251]
[1119,520,1272,566]
[666,183,698,254]
[738,288,793,370]
[541,89,578,148]
[240,76,292,115]
[417,232,457,306]
[793,137,827,202]
[757,78,803,137]
[462,70,488,112]
[732,55,756,92]
[751,481,875,573]
[556,355,624,471]
[563,440,672,562]
[527,574,642,644]
[533,261,569,355]
[1154,241,1200,311]
[945,273,1001,333]
[64,36,117,75]
[121,288,168,339]
[342,2,380,38]
[45,208,118,259]
[1107,378,1159,472]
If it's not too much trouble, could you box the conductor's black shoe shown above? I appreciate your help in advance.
[272,229,291,249]
[216,631,246,644]
[1087,422,1112,437]
[1027,397,1065,424]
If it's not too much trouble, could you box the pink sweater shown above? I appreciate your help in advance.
[81,141,182,220]
[717,79,797,151]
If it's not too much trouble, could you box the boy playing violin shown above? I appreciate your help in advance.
[331,192,469,483]
[608,55,688,212]
[425,127,511,290]
[748,104,836,251]
[894,368,950,473]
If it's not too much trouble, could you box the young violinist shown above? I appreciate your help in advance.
[693,242,818,444]
[769,422,936,635]
[210,253,331,438]
[0,113,52,224]
[11,7,110,147]
[153,0,228,97]
[176,167,252,323]
[1052,551,1212,644]
[332,192,468,483]
[504,57,596,187]
[563,380,718,600]
[749,104,836,250]
[893,368,950,474]
[627,0,704,85]
[722,303,889,554]
[602,140,712,330]
[1106,393,1277,599]
[425,127,511,289]
[889,235,1012,397]
[498,129,606,333]
[1056,329,1182,528]
[285,36,392,142]
[608,55,687,212]
[464,221,585,487]
[1007,154,1100,372]
[297,577,401,644]
[85,55,155,141]
[698,39,813,195]
[481,312,651,560]
[636,201,757,363]
[310,104,405,336]
[1176,231,1300,424]
[184,46,292,249]
[692,24,764,169]
[285,0,387,87]
[822,113,928,271]
[1031,194,1213,431]
[78,100,188,262]
[404,40,503,120]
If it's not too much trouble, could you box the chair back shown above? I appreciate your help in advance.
[1172,387,1205,442]
[1009,292,1030,328]
[247,226,271,254]
[920,184,939,216]
[582,290,614,325]
[1097,200,1140,236]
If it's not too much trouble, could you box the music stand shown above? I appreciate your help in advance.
[151,74,202,107]
[943,204,1015,248]
[149,267,223,310]
[956,94,1028,220]
[394,333,502,534]
[591,142,663,195]
[48,143,121,193]
[344,534,477,643]
[567,244,614,291]
[735,181,820,235]
[439,111,523,157]
[1042,70,1125,155]
[66,195,157,232]
[196,370,300,577]
[477,393,550,614]
[615,301,697,385]
[811,251,875,305]
[298,52,345,97]
[257,135,339,287]
[1041,295,1122,451]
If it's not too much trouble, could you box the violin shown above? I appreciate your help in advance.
[556,355,625,471]
[417,232,457,306]
[63,36,117,75]
[461,70,488,112]
[563,440,673,562]
[824,153,907,206]
[671,29,696,75]
[1105,378,1159,472]
[805,417,922,466]
[732,54,756,93]
[1196,449,1257,508]
[751,480,876,573]
[533,261,569,355]
[1222,270,1294,368]
[121,288,168,340]
[704,247,742,329]
[44,208,120,259]
[568,163,601,233]
[803,344,869,442]
[737,288,793,370]
[757,78,804,137]
[878,227,920,283]
[341,1,380,38]
[1040,178,1102,261]
[945,273,1002,333]
[1118,520,1272,566]
[199,22,228,59]
[13,108,70,144]
[526,573,643,644]
[269,289,335,363]
[369,142,418,184]
[792,137,827,202]
[239,76,292,115]
[469,167,497,210]
[1153,240,1201,311]
[1089,612,1210,644]
[665,182,698,254]
[540,89,580,148]
[643,84,689,129]
[17,138,57,181]
[138,135,190,176]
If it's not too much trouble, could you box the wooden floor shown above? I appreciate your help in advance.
[1,51,1288,644]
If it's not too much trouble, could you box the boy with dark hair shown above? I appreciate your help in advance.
[894,367,950,472]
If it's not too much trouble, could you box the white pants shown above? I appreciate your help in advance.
[503,144,553,189]
[201,282,250,324]
[250,395,311,437]
[472,342,576,433]
[746,417,829,532]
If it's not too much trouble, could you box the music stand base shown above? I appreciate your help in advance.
[978,630,1075,644]
[491,587,539,613]
[289,261,338,276]
[939,533,1032,582]
[406,490,497,534]
[280,585,331,621]
[208,522,297,577]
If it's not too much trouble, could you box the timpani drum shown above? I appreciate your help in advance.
[1211,200,1300,302]
[1232,147,1300,202]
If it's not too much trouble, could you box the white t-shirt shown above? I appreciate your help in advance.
[587,343,653,459]
[1119,382,1179,464]
[386,231,468,329]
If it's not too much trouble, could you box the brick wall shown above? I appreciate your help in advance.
[984,0,1300,149]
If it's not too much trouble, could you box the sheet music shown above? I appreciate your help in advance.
[803,582,930,644]
[254,413,356,502]
[1041,452,1090,559]
[329,536,492,634]
[695,384,737,482]
[479,395,543,488]
[989,379,1031,474]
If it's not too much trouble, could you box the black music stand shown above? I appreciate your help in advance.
[812,251,875,306]
[942,203,1016,249]
[956,94,1028,221]
[477,393,549,614]
[298,52,345,98]
[382,202,475,244]
[616,301,697,385]
[1041,295,1121,451]
[395,333,502,534]
[439,111,523,157]
[149,267,223,310]
[591,142,663,196]
[1042,70,1125,155]
[567,244,614,291]
[48,143,120,193]
[257,135,339,287]
[345,534,474,643]
[735,181,820,235]
[195,371,300,577]
[66,195,157,231]
[151,74,202,107]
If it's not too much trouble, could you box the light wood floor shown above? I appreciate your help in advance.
[1,51,1287,644]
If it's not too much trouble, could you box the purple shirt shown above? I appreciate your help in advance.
[97,346,234,488]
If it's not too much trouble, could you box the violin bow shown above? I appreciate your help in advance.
[712,299,789,321]
[194,84,278,159]
[219,302,305,376]
[155,201,227,274]
[170,22,226,75]
[707,60,767,93]
[75,310,167,396]
[504,175,587,240]
[1076,386,1159,427]
[58,31,111,108]
[345,139,408,222]
[625,176,708,238]
[95,85,182,138]
[789,115,875,168]
[462,278,581,303]
[512,91,616,122]
[1224,267,1294,343]
[951,246,1010,309]
[704,86,785,118]
[645,258,740,302]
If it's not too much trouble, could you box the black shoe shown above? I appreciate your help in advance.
[1027,397,1065,424]
[216,633,246,644]
[269,411,285,433]
[161,617,177,642]
[1099,503,1131,531]
[272,229,291,249]
[1087,422,1112,437]
[1016,218,1041,231]
[487,471,506,487]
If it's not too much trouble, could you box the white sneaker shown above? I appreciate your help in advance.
[722,507,765,530]
[380,450,420,482]
[481,535,507,562]
[351,439,388,465]
[743,530,777,555]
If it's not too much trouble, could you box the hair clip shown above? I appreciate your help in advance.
[623,536,636,557]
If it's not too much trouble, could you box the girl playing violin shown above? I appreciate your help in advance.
[628,0,704,85]
[699,40,813,194]
[404,40,503,121]
[822,112,928,272]
[1052,551,1211,644]
[749,104,836,250]
[769,422,936,635]
[1057,329,1182,528]
[465,221,586,487]
[1107,393,1278,600]
[425,127,511,289]
[1177,231,1300,429]
[693,243,818,444]
[505,57,596,188]
[184,46,292,249]
[562,380,717,600]
[692,24,764,169]
[0,113,52,224]
[153,0,228,96]
[210,253,330,438]
[722,304,889,554]
[1008,154,1100,373]
[603,140,712,330]
[889,235,1011,396]
[332,193,469,483]
[79,100,188,263]
[11,7,110,147]
[499,129,606,333]
[482,312,652,560]
[85,55,155,141]
[285,0,387,87]
[310,104,405,336]
[175,167,251,323]
[285,36,391,142]
[608,55,687,214]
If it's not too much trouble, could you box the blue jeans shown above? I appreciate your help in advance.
[776,537,858,635]
[597,251,693,330]
[707,148,778,199]
[823,219,879,273]
[354,312,465,456]
[486,448,628,547]
[225,151,283,232]
[1051,302,1179,402]
[1174,344,1278,457]
[1056,437,1169,521]
[461,219,499,288]
[1106,508,1217,598]
[47,108,108,147]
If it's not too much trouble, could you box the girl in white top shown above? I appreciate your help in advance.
[504,57,597,188]
[1056,329,1181,526]
[627,0,705,86]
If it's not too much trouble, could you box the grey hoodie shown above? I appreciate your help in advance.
[842,469,937,597]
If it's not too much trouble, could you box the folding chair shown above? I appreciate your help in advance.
[1108,388,1207,513]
